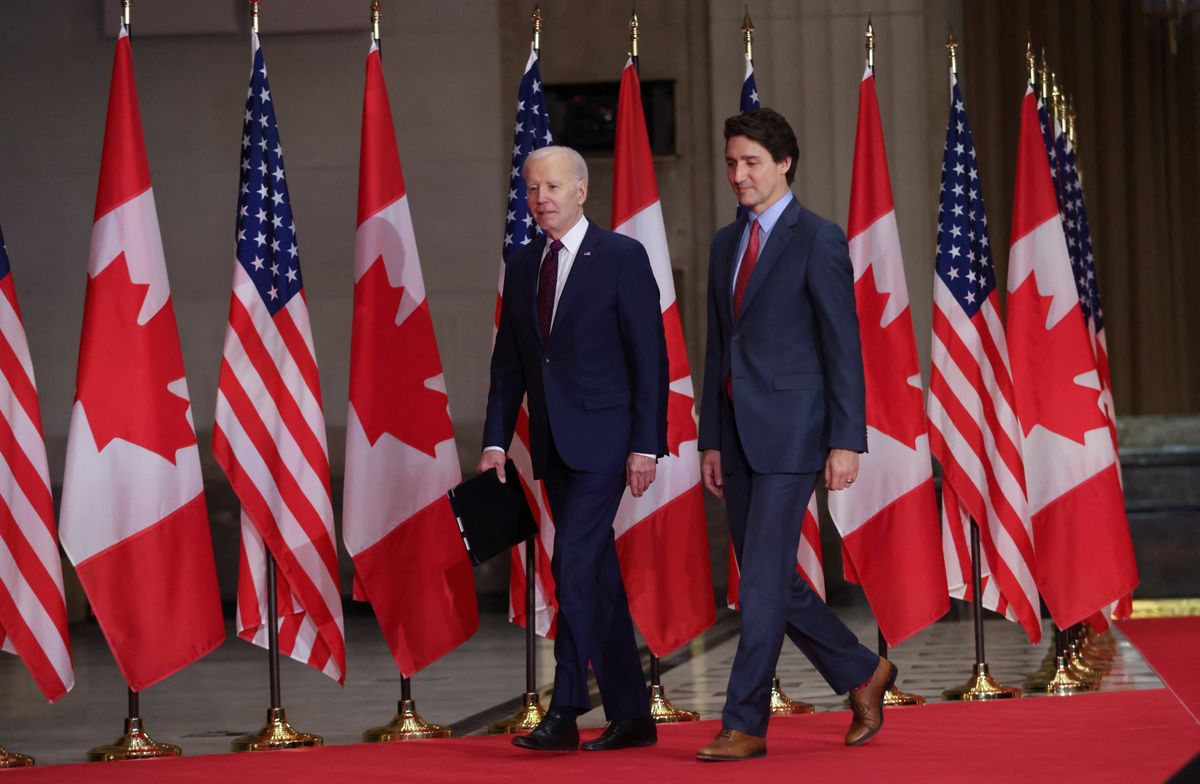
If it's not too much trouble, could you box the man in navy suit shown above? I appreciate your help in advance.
[480,145,667,753]
[695,109,897,762]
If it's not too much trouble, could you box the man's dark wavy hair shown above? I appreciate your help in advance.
[723,108,799,184]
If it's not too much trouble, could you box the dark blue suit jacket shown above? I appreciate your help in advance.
[698,197,867,474]
[484,221,668,477]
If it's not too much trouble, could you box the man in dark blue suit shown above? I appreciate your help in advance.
[696,109,897,762]
[480,145,667,753]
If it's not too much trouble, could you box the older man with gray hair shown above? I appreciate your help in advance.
[480,145,669,752]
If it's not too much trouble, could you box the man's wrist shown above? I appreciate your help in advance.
[483,446,506,454]
[630,452,656,460]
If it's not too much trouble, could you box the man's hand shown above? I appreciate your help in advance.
[825,448,859,491]
[478,450,508,483]
[627,454,657,498]
[701,449,724,498]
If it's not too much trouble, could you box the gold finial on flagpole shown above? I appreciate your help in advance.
[531,3,542,53]
[865,12,875,69]
[946,26,958,75]
[629,8,639,59]
[1026,33,1036,86]
[1039,47,1050,101]
[250,0,260,33]
[742,4,755,61]
[371,0,381,42]
[1050,71,1062,127]
[121,0,131,27]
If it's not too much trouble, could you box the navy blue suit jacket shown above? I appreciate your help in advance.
[698,197,867,474]
[484,221,668,477]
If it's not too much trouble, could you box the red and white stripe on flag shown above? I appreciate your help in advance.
[826,65,948,646]
[342,43,479,677]
[610,58,715,655]
[1005,85,1137,630]
[728,494,823,609]
[0,231,73,702]
[213,31,345,683]
[60,25,224,691]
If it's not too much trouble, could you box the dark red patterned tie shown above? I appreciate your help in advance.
[538,239,563,341]
[726,221,760,399]
[732,219,761,319]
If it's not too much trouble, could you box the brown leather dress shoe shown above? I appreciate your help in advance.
[845,657,898,746]
[696,728,767,761]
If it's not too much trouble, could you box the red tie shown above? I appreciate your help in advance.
[538,240,563,341]
[732,219,761,318]
[726,220,760,400]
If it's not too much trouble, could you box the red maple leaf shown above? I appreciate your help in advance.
[665,389,696,456]
[856,266,927,449]
[349,258,454,456]
[660,303,697,456]
[1007,279,1107,445]
[75,252,196,462]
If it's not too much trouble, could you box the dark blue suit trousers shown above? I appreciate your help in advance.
[721,401,878,737]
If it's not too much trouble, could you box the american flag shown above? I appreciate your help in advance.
[725,56,824,610]
[498,46,558,637]
[928,73,1041,643]
[740,53,759,112]
[213,31,345,682]
[0,227,73,702]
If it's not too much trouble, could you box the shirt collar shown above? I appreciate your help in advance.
[748,190,793,236]
[546,216,590,257]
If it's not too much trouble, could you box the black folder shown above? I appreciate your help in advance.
[447,459,538,566]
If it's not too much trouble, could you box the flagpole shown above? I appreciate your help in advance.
[230,7,323,749]
[937,30,1021,704]
[88,9,188,765]
[621,7,697,724]
[847,17,927,709]
[488,6,549,734]
[357,1,452,740]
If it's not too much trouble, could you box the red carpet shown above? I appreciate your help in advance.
[1119,616,1200,721]
[5,689,1198,783]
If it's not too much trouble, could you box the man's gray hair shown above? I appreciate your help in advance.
[524,145,589,185]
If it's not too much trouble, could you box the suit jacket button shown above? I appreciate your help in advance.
[732,335,740,341]
[545,358,550,363]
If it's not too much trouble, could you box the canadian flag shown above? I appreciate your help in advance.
[342,43,479,677]
[60,24,224,691]
[343,44,477,677]
[826,64,948,646]
[1005,84,1138,629]
[611,59,714,655]
[728,493,824,609]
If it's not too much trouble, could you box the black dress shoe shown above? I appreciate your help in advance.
[512,709,580,751]
[580,718,657,751]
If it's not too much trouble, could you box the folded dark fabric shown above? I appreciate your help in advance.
[447,459,538,566]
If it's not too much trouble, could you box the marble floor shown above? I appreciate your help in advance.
[0,606,1160,767]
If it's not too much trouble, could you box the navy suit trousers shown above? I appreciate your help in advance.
[542,440,649,721]
[722,403,878,737]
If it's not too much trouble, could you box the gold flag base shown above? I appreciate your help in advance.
[487,692,545,735]
[0,746,34,768]
[87,718,182,762]
[942,663,1022,701]
[769,677,815,714]
[649,683,699,723]
[1040,656,1094,695]
[363,700,451,742]
[883,685,927,706]
[230,707,322,752]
